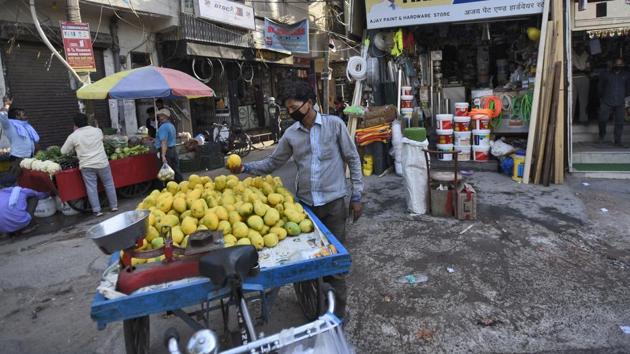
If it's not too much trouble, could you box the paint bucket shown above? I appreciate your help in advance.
[400,94,414,101]
[454,145,471,161]
[401,108,413,119]
[455,102,469,116]
[454,131,472,146]
[436,129,454,145]
[473,145,490,162]
[436,114,453,130]
[472,129,491,147]
[437,143,454,161]
[454,115,471,132]
[401,100,413,109]
[472,114,491,130]
[512,151,526,182]
[401,86,413,96]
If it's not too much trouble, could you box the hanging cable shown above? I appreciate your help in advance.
[346,56,367,82]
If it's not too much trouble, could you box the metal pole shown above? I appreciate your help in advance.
[321,1,330,114]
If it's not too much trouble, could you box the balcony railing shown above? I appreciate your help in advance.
[178,13,251,48]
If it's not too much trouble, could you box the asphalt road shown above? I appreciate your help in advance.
[1,145,630,353]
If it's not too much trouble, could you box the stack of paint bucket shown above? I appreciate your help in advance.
[453,103,471,161]
[435,114,454,161]
[471,112,491,162]
[400,86,414,126]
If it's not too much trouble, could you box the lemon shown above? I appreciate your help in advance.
[270,226,287,240]
[236,237,251,246]
[263,233,279,248]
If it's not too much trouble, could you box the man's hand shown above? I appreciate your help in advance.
[2,96,12,111]
[229,164,244,174]
[349,201,363,223]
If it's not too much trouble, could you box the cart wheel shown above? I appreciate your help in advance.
[293,278,325,321]
[117,181,154,199]
[123,316,150,354]
[67,198,92,213]
[67,193,109,214]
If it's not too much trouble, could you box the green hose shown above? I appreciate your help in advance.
[512,91,533,123]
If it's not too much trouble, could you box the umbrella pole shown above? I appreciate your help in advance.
[154,98,158,131]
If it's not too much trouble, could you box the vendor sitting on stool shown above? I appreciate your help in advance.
[155,108,183,183]
[0,186,48,236]
[61,113,118,217]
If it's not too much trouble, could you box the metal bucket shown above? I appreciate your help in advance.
[86,210,150,255]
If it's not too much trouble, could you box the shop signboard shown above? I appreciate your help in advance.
[366,0,544,29]
[264,18,310,54]
[196,0,256,30]
[60,22,96,72]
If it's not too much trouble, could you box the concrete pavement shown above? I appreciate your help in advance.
[1,145,629,353]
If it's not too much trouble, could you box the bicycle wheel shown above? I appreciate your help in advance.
[123,316,150,354]
[293,278,325,321]
[231,131,251,158]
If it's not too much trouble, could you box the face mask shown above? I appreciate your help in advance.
[290,101,309,122]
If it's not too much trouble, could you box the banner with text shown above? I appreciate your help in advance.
[366,0,544,29]
[196,0,256,30]
[264,18,310,54]
[60,22,96,72]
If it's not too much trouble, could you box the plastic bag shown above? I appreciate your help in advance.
[278,316,354,354]
[401,137,429,214]
[490,138,515,157]
[157,162,175,181]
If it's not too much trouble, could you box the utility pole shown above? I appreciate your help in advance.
[66,0,94,120]
[321,1,330,114]
[66,0,91,86]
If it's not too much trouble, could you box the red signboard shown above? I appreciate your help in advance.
[60,21,96,72]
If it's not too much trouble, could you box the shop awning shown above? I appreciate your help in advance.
[186,42,294,65]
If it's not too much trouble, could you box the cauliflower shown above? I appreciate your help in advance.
[20,158,35,169]
[31,160,43,171]
[41,161,61,175]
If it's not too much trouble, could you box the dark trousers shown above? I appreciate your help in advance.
[599,103,625,143]
[311,198,347,318]
[158,147,183,184]
[7,157,22,186]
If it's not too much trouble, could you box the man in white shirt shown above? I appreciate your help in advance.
[61,114,118,216]
[572,44,591,123]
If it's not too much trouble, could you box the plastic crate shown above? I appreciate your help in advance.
[179,158,201,173]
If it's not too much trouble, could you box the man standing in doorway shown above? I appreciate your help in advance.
[598,58,630,146]
[230,80,364,320]
[61,113,118,217]
[1,97,39,183]
[155,108,183,183]
[572,44,591,123]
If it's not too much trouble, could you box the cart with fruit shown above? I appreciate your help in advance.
[88,174,351,354]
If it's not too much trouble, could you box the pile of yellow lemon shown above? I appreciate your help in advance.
[129,174,314,265]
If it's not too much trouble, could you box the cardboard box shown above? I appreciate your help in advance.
[431,187,455,218]
[456,183,477,220]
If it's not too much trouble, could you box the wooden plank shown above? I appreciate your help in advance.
[533,22,557,184]
[542,62,561,186]
[552,0,566,184]
[523,0,551,184]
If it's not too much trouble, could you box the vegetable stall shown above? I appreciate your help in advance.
[18,66,215,212]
